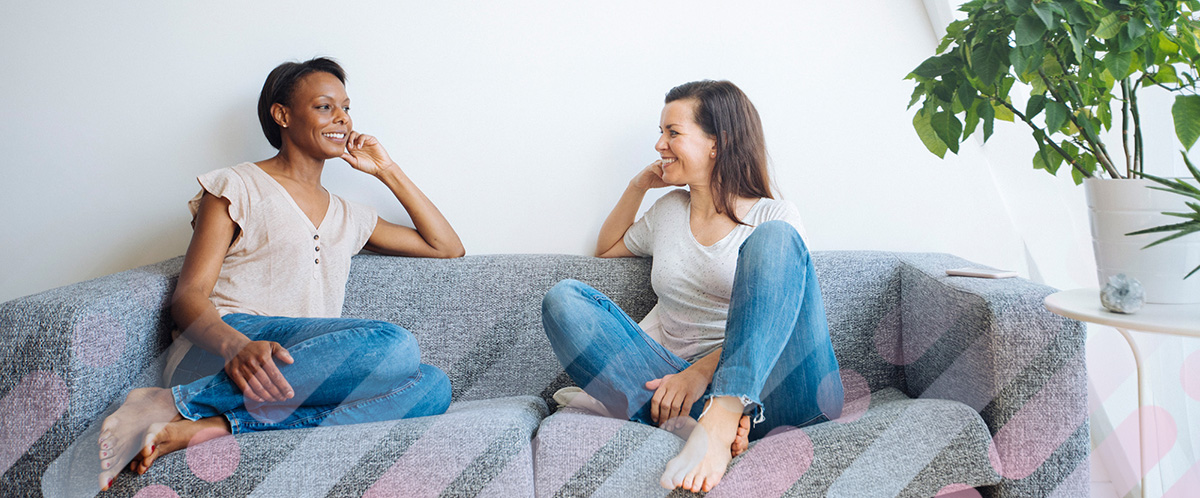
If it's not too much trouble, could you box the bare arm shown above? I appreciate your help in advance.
[341,131,465,259]
[172,193,294,402]
[596,160,676,258]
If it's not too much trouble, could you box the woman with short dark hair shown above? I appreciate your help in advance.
[542,80,844,493]
[96,57,463,490]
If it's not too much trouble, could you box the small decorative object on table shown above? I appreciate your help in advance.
[1101,274,1145,314]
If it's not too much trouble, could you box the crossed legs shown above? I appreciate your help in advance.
[98,316,451,490]
[542,220,844,492]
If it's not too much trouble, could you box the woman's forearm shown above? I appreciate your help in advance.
[171,289,248,359]
[596,183,648,256]
[375,164,465,257]
[687,347,722,380]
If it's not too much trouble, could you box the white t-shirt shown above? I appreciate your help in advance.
[622,189,808,361]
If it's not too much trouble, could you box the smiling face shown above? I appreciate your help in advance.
[273,71,352,160]
[655,98,717,187]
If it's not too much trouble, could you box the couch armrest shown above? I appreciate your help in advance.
[894,253,1088,497]
[0,257,182,490]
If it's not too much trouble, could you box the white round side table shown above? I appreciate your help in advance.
[1044,289,1200,498]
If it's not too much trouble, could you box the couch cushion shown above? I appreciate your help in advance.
[340,252,909,411]
[43,395,547,498]
[532,388,1000,497]
[813,251,906,394]
[341,254,658,407]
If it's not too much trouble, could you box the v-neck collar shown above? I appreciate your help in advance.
[246,163,332,232]
[687,197,764,249]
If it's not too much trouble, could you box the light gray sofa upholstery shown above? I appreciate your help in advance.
[1,252,1088,497]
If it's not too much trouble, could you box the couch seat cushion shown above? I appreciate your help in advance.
[532,388,1000,497]
[48,395,546,498]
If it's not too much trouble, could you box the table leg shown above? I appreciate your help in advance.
[1115,327,1146,498]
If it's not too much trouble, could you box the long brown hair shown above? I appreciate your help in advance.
[665,80,772,225]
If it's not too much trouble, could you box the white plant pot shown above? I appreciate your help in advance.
[1085,178,1200,304]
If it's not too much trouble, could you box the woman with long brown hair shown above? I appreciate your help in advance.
[542,80,844,492]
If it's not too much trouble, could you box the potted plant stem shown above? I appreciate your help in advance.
[906,0,1200,302]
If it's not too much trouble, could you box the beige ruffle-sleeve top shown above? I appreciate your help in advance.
[165,163,378,384]
[187,162,379,318]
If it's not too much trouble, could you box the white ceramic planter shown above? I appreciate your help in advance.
[1085,178,1200,304]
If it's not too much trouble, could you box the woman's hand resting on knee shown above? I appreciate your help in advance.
[645,367,710,431]
[223,340,295,403]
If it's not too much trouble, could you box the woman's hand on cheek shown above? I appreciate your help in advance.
[341,131,398,176]
[645,368,708,430]
[631,160,676,191]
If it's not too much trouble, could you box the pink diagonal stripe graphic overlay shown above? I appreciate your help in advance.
[988,353,1087,479]
[186,429,240,483]
[706,427,813,498]
[534,413,626,495]
[73,312,125,368]
[1162,458,1200,498]
[0,371,68,475]
[1182,349,1200,402]
[1098,405,1178,498]
[821,369,869,424]
[935,483,982,497]
[363,417,492,498]
[132,484,180,498]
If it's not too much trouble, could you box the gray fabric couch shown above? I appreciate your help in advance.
[1,252,1088,497]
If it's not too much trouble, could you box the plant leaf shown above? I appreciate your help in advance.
[1127,17,1147,40]
[964,100,981,138]
[1046,100,1070,133]
[1017,13,1048,46]
[1005,0,1032,15]
[994,101,1015,122]
[932,111,964,154]
[1095,13,1123,39]
[912,54,960,78]
[1173,95,1200,150]
[1030,0,1055,28]
[914,112,948,159]
[1061,0,1089,26]
[1146,0,1164,30]
[1026,94,1047,119]
[1105,51,1133,80]
[957,78,977,110]
[981,98,996,140]
[1183,152,1200,182]
[1136,227,1199,249]
[971,42,1008,85]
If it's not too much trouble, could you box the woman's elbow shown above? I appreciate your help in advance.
[437,244,466,259]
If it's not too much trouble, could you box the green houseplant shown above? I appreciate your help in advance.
[907,0,1200,299]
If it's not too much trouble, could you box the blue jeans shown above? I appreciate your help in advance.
[542,220,844,440]
[169,315,451,434]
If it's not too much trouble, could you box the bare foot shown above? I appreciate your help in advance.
[731,415,750,457]
[129,416,231,475]
[98,388,182,490]
[660,397,743,493]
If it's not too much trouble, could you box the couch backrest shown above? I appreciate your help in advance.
[341,251,907,405]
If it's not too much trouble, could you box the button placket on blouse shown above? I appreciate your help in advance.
[312,233,321,279]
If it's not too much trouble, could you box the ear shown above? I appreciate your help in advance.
[271,103,289,129]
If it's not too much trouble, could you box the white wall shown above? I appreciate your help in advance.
[1,0,1037,303]
[4,0,1199,492]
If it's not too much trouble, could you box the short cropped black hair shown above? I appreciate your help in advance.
[257,57,347,149]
